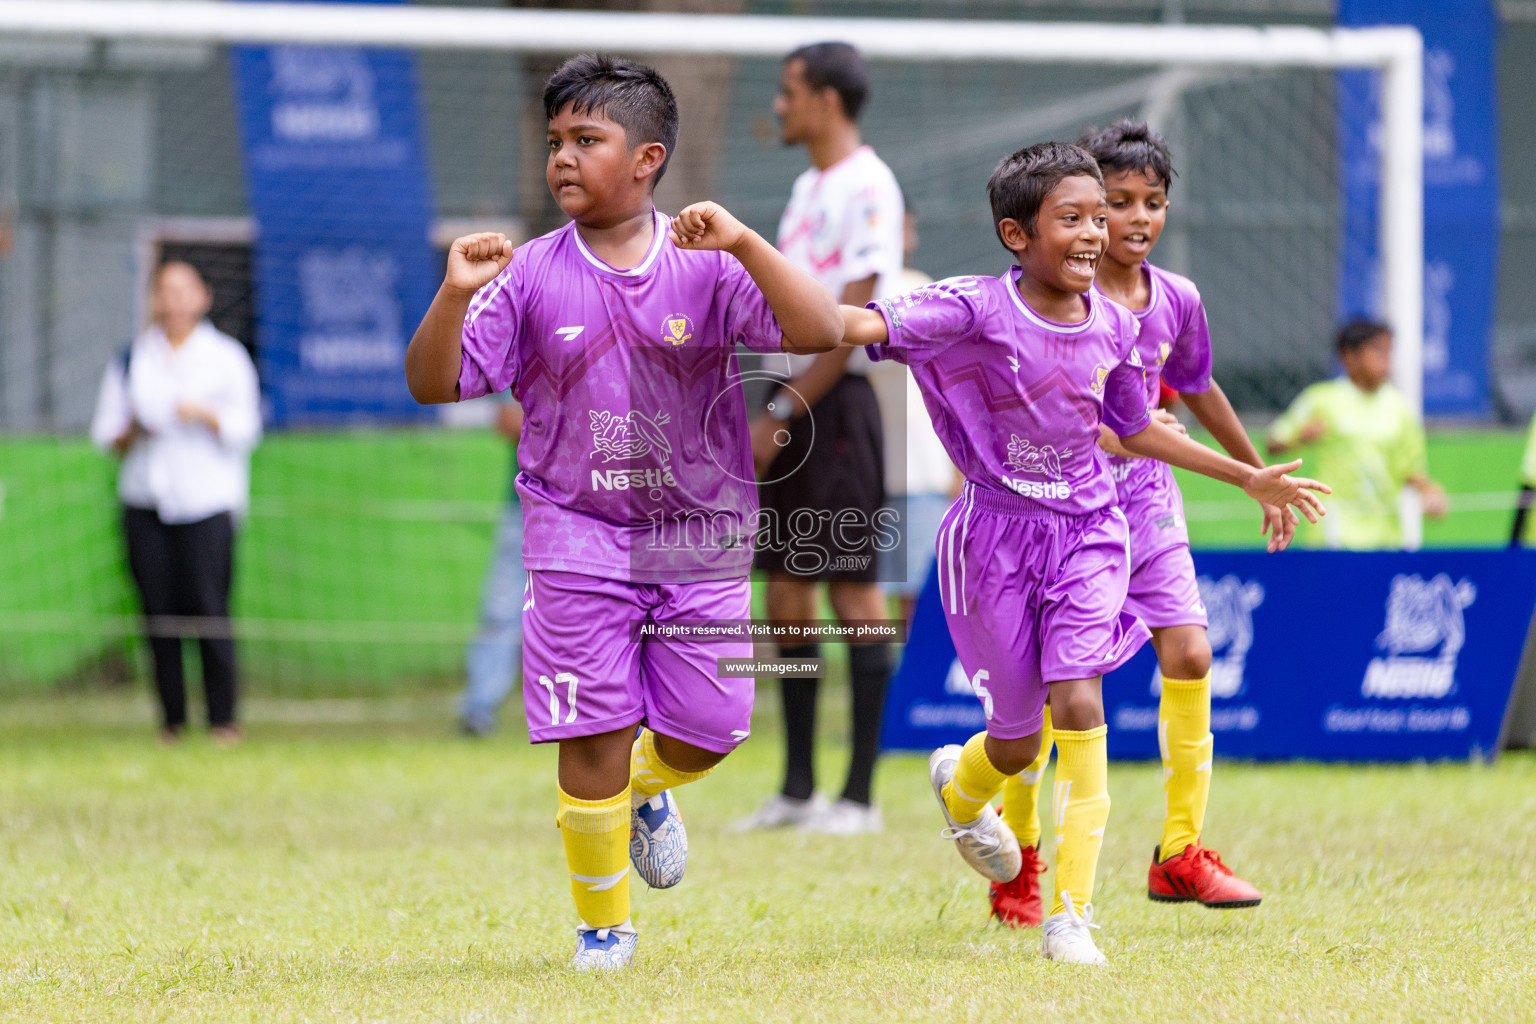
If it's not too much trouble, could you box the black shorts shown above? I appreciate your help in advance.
[755,374,886,583]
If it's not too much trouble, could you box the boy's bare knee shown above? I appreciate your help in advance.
[984,733,1042,776]
[1047,679,1105,732]
[1155,626,1213,680]
[653,733,728,774]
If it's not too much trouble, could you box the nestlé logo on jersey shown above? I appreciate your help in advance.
[589,408,678,491]
[1001,433,1072,500]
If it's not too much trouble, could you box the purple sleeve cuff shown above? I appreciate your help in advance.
[864,299,901,364]
[1104,406,1152,438]
[457,347,490,402]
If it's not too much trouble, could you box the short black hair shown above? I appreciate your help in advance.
[1337,317,1392,354]
[1079,119,1176,191]
[785,42,868,121]
[543,53,679,183]
[986,142,1104,251]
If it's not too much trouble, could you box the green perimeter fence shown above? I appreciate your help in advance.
[1,428,1529,697]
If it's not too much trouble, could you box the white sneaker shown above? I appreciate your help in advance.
[629,789,687,889]
[571,920,639,970]
[1041,894,1106,965]
[928,745,1022,884]
[730,793,827,832]
[797,797,884,835]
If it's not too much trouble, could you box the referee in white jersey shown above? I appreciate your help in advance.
[738,42,903,836]
[91,261,261,744]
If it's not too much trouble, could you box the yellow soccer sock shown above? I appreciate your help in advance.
[556,786,632,929]
[942,732,1010,824]
[1159,672,1214,860]
[1049,725,1111,917]
[1001,706,1053,850]
[630,728,715,805]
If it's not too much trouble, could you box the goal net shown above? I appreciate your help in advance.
[0,1,1421,697]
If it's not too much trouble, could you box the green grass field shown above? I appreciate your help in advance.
[3,695,1533,1023]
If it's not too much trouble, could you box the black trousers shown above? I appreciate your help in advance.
[123,507,238,729]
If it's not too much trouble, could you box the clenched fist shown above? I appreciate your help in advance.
[669,202,751,255]
[446,232,514,295]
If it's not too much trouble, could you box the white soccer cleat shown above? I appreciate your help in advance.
[730,792,827,832]
[630,789,688,889]
[928,745,1022,884]
[1041,894,1107,965]
[798,797,884,836]
[571,921,639,970]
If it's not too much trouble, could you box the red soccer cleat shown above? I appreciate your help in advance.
[1147,842,1262,908]
[988,843,1048,928]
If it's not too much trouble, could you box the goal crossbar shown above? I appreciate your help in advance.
[0,0,1425,423]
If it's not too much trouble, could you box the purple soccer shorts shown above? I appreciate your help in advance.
[934,484,1150,739]
[1119,465,1209,630]
[521,570,754,752]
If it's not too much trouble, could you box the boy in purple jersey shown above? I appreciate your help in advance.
[405,55,841,970]
[990,122,1275,930]
[838,142,1328,964]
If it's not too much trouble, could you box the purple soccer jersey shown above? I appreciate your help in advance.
[1096,263,1215,629]
[459,210,784,582]
[1097,263,1212,515]
[867,266,1151,515]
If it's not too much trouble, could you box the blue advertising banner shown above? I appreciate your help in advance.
[1337,0,1499,416]
[882,551,1536,761]
[231,0,437,425]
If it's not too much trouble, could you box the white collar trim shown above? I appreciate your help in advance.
[572,209,667,278]
[1006,267,1095,334]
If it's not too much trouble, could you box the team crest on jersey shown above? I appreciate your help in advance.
[662,314,695,346]
[1157,341,1172,366]
[1090,363,1111,395]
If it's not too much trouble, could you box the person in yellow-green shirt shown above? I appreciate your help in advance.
[1267,319,1446,549]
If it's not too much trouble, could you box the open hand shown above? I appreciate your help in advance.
[669,202,750,254]
[1258,501,1300,553]
[1244,459,1330,531]
[446,232,513,295]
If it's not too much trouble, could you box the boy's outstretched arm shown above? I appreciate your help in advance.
[1119,417,1331,553]
[670,202,841,353]
[839,304,890,348]
[406,232,514,404]
[1182,381,1299,547]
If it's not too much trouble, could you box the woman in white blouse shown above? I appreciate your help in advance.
[90,261,261,744]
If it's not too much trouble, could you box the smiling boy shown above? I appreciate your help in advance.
[989,121,1274,928]
[837,142,1328,963]
[405,54,841,969]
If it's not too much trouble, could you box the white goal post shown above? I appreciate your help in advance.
[0,0,1426,538]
